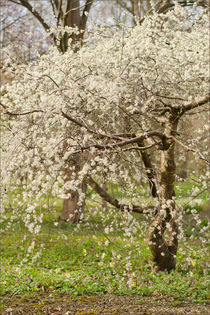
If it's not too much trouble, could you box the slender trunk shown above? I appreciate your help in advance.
[138,140,157,198]
[60,0,83,52]
[101,180,108,209]
[148,116,179,272]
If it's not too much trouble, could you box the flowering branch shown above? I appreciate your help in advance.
[0,103,43,116]
[171,135,210,165]
[79,131,167,151]
[61,110,125,141]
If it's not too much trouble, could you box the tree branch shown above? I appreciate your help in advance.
[19,0,50,31]
[9,0,57,46]
[114,141,161,153]
[87,176,154,214]
[180,94,210,113]
[81,0,94,30]
[61,110,130,141]
[52,0,64,24]
[171,135,210,164]
[116,0,133,15]
[1,103,43,116]
[80,131,166,151]
[0,13,29,32]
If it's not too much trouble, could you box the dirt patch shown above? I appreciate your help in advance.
[1,294,209,315]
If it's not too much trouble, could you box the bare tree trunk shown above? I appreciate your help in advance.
[147,116,179,272]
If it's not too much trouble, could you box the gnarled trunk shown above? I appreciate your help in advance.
[148,116,179,272]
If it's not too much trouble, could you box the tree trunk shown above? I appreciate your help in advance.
[59,0,94,222]
[60,0,82,52]
[59,154,87,223]
[138,139,157,197]
[60,180,87,223]
[147,116,179,272]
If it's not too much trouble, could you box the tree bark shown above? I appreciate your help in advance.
[58,0,93,221]
[59,154,87,223]
[60,180,87,223]
[138,139,157,198]
[147,116,179,272]
[87,176,154,214]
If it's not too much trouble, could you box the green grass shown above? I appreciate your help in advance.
[0,181,209,304]
[0,212,209,303]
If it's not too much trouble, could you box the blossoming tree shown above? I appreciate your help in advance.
[6,0,94,52]
[1,5,209,271]
[4,0,95,221]
[4,1,208,223]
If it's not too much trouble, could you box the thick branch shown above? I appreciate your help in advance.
[80,131,166,151]
[61,110,125,141]
[81,0,94,30]
[180,94,210,113]
[53,0,64,23]
[19,0,50,31]
[180,93,210,112]
[62,107,167,149]
[87,177,153,214]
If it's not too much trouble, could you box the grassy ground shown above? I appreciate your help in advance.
[0,182,209,313]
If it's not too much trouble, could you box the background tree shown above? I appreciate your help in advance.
[5,0,94,52]
[1,4,209,271]
[111,0,208,25]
